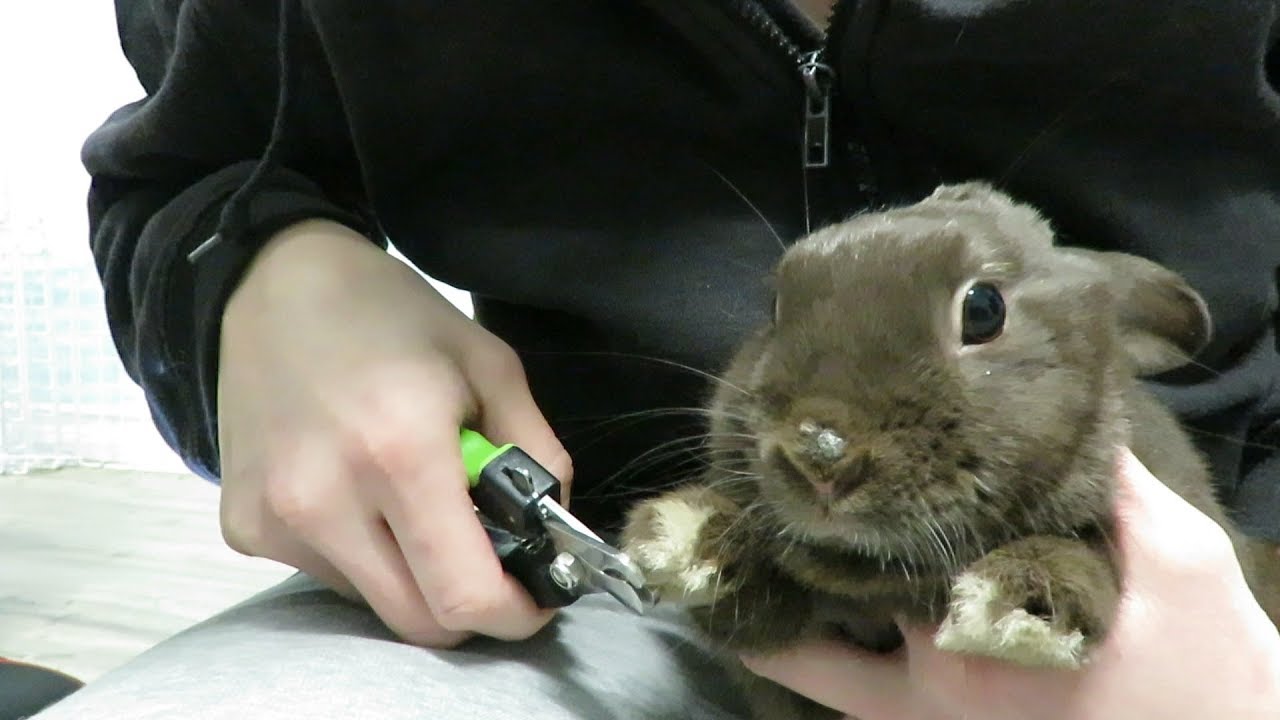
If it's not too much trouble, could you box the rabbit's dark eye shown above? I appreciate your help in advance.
[962,283,1005,344]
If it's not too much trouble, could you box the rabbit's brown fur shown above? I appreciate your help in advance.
[620,182,1280,719]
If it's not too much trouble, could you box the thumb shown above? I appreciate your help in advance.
[1111,447,1193,531]
[1111,446,1235,583]
[468,350,574,506]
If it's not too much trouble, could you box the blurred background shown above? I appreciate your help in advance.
[0,2,469,687]
[0,2,186,474]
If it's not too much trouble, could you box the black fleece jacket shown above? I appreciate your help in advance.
[85,0,1280,539]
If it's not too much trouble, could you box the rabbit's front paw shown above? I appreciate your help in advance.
[934,536,1118,669]
[619,487,740,607]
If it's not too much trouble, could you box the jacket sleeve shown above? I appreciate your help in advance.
[83,0,379,480]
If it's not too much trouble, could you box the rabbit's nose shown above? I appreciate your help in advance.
[805,449,877,500]
[798,421,846,465]
[790,421,862,499]
[792,422,885,499]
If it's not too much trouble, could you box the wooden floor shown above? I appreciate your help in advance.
[0,468,294,682]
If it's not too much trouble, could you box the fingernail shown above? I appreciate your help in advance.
[1113,444,1137,470]
[1114,446,1149,483]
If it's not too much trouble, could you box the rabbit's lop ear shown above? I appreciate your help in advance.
[1073,249,1213,376]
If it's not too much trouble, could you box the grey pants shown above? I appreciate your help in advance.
[30,573,752,719]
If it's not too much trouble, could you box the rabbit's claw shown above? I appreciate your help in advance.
[933,536,1116,670]
[934,570,1089,668]
[620,489,738,607]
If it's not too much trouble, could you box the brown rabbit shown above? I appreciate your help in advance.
[619,181,1280,719]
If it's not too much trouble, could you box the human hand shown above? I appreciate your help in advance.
[215,219,572,648]
[740,447,1280,719]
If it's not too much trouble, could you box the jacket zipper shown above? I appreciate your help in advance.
[728,2,832,165]
[800,49,835,169]
[727,0,852,233]
[728,1,851,168]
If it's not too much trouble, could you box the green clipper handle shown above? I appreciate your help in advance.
[460,429,512,484]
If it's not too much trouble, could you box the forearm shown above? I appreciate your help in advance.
[84,0,377,478]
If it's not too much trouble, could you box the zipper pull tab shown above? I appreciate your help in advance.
[801,50,834,169]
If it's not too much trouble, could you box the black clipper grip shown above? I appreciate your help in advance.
[470,446,561,536]
[471,446,576,609]
[479,516,580,609]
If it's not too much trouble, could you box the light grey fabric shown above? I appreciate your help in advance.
[31,574,752,719]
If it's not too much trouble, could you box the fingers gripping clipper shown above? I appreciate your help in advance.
[460,429,656,614]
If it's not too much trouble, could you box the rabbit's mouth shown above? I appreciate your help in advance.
[759,473,897,553]
[776,505,984,574]
[759,460,989,570]
[766,495,942,565]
